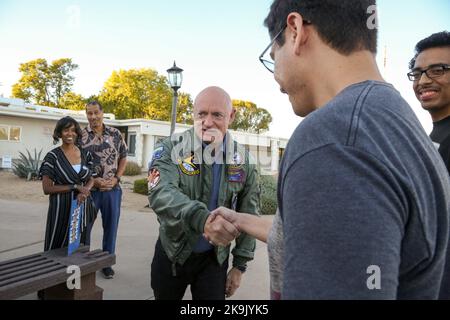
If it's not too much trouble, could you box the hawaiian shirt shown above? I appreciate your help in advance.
[81,125,128,179]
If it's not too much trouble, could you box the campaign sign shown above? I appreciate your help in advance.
[68,199,84,256]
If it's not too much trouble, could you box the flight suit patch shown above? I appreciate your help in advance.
[228,168,245,183]
[152,146,164,160]
[148,168,161,189]
[229,150,245,170]
[179,154,200,176]
[148,146,165,169]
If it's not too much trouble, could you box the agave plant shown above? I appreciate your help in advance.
[12,148,43,181]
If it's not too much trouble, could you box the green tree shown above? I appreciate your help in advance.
[176,92,194,125]
[230,100,272,133]
[99,68,194,123]
[12,58,78,107]
[99,69,171,120]
[59,92,86,110]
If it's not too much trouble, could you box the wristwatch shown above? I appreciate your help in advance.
[70,184,78,191]
[235,265,247,273]
[115,175,121,183]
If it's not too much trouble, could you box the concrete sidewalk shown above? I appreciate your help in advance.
[0,199,270,300]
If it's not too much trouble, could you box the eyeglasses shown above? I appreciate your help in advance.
[407,64,450,81]
[259,25,287,73]
[259,20,312,73]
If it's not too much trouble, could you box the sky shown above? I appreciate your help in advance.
[0,0,449,139]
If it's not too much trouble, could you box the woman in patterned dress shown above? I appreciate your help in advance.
[39,116,97,251]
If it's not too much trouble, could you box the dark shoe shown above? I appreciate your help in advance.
[102,267,115,279]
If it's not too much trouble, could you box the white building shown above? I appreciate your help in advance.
[0,97,288,174]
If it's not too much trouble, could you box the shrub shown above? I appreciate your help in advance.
[134,178,148,195]
[260,174,277,215]
[12,148,43,181]
[124,161,142,176]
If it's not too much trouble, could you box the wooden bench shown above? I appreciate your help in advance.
[0,246,115,300]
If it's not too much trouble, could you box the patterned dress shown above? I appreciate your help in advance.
[39,147,98,251]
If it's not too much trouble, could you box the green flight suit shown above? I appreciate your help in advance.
[148,128,260,275]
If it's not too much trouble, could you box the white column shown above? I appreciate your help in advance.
[271,139,279,173]
[135,133,143,168]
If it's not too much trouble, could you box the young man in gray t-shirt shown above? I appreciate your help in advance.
[208,0,450,299]
[264,0,450,299]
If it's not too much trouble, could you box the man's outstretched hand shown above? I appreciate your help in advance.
[203,214,240,247]
[210,207,240,227]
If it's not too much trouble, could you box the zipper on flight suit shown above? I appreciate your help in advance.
[231,192,238,211]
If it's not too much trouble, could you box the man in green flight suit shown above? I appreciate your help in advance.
[148,86,260,300]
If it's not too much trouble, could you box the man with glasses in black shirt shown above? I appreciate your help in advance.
[409,31,450,299]
[409,31,450,175]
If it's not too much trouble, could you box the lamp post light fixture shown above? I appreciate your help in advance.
[167,61,183,136]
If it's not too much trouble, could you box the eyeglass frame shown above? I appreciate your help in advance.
[259,19,312,73]
[407,64,450,82]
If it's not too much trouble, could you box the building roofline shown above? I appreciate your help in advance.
[0,97,289,143]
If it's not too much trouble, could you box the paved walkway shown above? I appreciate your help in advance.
[0,199,270,300]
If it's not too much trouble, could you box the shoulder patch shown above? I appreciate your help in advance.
[148,146,165,169]
[148,169,161,190]
[152,146,165,160]
[178,154,200,176]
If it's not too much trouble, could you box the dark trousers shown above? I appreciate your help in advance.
[151,238,228,300]
[85,187,122,254]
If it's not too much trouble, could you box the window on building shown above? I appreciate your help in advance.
[9,127,21,141]
[117,127,128,139]
[0,125,21,142]
[0,126,8,140]
[128,132,136,156]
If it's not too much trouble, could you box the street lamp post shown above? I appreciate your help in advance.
[167,61,183,136]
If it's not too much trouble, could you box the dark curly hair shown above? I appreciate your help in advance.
[53,116,83,146]
[409,31,450,69]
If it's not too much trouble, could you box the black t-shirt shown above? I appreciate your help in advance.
[430,116,450,174]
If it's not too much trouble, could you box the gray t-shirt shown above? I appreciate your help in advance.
[278,81,450,299]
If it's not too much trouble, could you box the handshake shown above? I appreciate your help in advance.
[204,207,271,245]
[203,207,242,247]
